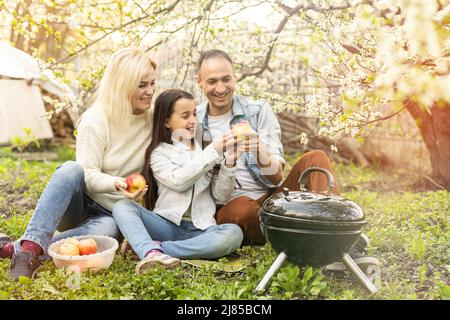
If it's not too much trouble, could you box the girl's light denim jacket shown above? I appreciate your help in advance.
[196,95,285,191]
[150,139,235,230]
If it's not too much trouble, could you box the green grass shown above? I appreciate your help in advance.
[0,147,449,300]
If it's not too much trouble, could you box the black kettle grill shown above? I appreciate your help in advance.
[255,167,379,294]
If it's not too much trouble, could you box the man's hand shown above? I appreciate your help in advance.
[236,130,283,185]
[237,130,259,154]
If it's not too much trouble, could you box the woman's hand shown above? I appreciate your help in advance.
[115,179,148,201]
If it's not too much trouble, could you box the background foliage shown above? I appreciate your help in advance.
[0,148,448,300]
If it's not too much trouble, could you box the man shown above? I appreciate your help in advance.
[195,49,341,244]
[195,49,378,270]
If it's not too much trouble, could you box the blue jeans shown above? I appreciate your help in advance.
[112,200,243,260]
[14,161,120,254]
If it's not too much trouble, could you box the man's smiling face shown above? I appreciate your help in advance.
[196,56,236,116]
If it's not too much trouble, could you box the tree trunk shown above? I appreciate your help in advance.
[406,100,450,190]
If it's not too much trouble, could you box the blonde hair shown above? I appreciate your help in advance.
[94,47,157,127]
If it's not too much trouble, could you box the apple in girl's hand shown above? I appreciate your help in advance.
[125,173,146,192]
[232,122,252,140]
[59,243,80,256]
[78,238,97,255]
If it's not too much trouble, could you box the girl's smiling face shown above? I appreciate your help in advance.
[165,98,197,140]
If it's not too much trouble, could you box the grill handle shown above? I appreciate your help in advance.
[298,167,335,191]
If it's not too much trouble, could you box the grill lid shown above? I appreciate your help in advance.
[262,191,365,222]
[262,167,365,222]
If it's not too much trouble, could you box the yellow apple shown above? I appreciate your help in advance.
[231,122,252,140]
[64,238,80,247]
[59,243,80,256]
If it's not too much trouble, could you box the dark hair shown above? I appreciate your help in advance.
[196,49,233,73]
[142,89,195,210]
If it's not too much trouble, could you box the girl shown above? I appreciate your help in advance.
[112,89,243,274]
[1,47,155,281]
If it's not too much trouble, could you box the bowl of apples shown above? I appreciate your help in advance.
[48,235,118,273]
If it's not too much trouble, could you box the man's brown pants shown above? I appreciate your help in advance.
[215,150,341,245]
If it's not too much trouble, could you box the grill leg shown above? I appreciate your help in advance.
[254,252,287,293]
[342,253,378,294]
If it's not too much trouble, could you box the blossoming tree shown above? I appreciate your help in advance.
[1,0,448,189]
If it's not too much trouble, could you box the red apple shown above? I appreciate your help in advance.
[125,173,146,193]
[78,238,97,255]
[231,122,252,140]
[59,243,80,256]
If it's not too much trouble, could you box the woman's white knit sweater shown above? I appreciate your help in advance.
[75,106,151,211]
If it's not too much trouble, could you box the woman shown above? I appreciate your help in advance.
[0,47,157,281]
[112,89,244,274]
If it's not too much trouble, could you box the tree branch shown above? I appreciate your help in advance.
[238,1,354,82]
[366,105,406,124]
[238,4,303,81]
[46,0,182,68]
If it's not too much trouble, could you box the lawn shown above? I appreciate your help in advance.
[0,146,449,300]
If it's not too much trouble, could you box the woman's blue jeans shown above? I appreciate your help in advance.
[112,199,243,260]
[14,161,120,254]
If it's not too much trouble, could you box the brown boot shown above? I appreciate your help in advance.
[9,251,42,281]
[0,233,13,259]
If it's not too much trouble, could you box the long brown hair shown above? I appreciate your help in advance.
[142,89,195,210]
